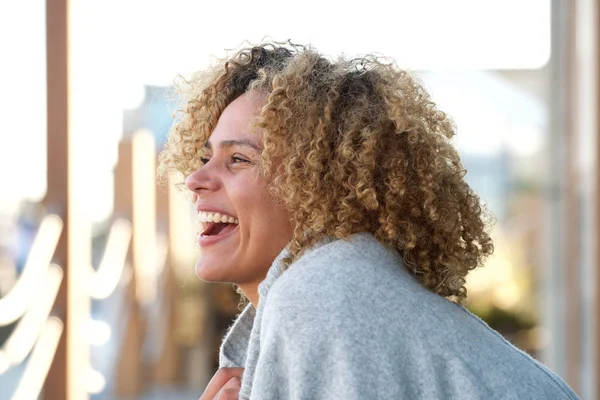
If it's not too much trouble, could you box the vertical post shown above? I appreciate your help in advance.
[132,131,158,307]
[152,180,183,384]
[563,0,600,399]
[590,2,600,399]
[544,0,570,378]
[113,137,143,397]
[565,0,600,398]
[562,0,580,393]
[114,130,157,397]
[44,0,90,399]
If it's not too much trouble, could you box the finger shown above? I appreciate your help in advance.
[215,377,242,400]
[200,368,244,400]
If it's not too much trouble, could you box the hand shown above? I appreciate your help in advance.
[199,367,244,400]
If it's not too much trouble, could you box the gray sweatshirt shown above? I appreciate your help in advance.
[219,233,579,399]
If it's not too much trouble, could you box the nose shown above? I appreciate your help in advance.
[185,165,220,195]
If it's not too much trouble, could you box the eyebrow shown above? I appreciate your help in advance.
[204,139,262,152]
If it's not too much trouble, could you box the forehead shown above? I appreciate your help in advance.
[208,93,264,144]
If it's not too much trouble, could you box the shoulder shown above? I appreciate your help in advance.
[271,234,400,298]
[262,233,434,331]
[259,235,579,399]
[280,232,411,287]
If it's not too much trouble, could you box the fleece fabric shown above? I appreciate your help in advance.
[219,233,579,400]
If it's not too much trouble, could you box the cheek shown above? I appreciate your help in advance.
[239,196,274,240]
[230,176,269,228]
[233,179,288,247]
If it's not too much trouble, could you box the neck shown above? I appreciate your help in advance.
[237,282,260,308]
[236,245,291,308]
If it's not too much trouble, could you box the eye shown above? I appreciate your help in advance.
[199,157,210,165]
[231,154,250,164]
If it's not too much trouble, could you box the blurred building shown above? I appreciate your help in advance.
[123,85,173,149]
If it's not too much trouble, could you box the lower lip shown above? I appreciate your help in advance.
[197,224,239,247]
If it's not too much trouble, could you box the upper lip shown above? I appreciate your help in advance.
[195,204,236,218]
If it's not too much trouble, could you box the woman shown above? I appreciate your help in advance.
[158,42,578,400]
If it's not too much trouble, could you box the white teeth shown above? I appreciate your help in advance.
[198,211,239,225]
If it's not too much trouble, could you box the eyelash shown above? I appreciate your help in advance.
[199,155,250,165]
[231,155,250,164]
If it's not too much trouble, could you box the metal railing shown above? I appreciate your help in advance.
[0,215,132,399]
[0,1,172,397]
[0,215,64,400]
[88,220,132,301]
[0,215,63,327]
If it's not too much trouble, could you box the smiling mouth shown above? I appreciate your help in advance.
[200,221,238,237]
[198,211,239,238]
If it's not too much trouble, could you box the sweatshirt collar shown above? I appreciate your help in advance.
[218,245,290,368]
[218,235,336,369]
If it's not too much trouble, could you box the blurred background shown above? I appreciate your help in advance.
[0,0,598,399]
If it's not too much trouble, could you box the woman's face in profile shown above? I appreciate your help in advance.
[185,94,292,288]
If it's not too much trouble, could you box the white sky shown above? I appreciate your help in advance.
[0,0,550,221]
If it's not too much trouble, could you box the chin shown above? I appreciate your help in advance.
[195,258,234,283]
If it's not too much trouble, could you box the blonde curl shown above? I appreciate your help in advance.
[158,41,494,301]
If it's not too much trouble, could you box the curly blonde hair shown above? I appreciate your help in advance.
[158,41,494,301]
